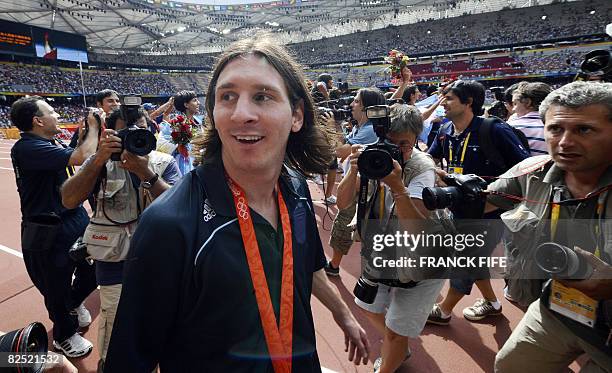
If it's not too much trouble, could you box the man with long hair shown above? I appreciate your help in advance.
[104,34,369,372]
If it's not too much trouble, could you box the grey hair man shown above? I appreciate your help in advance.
[337,104,445,373]
[485,81,612,372]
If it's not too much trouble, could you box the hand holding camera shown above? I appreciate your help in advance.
[347,144,363,174]
[380,160,405,194]
[117,151,150,180]
[79,108,104,143]
[97,128,123,163]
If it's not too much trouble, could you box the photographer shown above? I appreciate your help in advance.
[426,80,530,325]
[60,105,179,371]
[326,87,385,276]
[489,81,612,372]
[68,89,121,149]
[10,97,101,357]
[337,104,445,373]
[312,73,334,103]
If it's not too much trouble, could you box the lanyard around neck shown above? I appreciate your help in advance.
[550,188,606,259]
[226,175,294,373]
[448,131,471,167]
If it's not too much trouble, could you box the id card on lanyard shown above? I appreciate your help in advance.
[548,189,603,328]
[447,132,471,175]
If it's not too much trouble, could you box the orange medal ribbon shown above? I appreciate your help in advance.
[226,176,294,373]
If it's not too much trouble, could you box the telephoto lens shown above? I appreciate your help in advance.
[534,242,593,279]
[353,277,379,304]
[0,322,48,373]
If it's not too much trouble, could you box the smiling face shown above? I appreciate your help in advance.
[213,54,304,178]
[98,93,121,114]
[441,90,470,120]
[544,104,612,174]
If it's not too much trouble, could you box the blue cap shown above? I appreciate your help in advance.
[143,103,157,110]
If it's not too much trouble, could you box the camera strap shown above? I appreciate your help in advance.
[225,174,293,373]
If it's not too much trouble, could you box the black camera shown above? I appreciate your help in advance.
[490,87,505,102]
[576,49,612,82]
[81,108,102,142]
[318,96,354,121]
[534,242,593,279]
[110,127,157,162]
[68,237,89,262]
[422,174,487,217]
[0,322,48,373]
[357,105,403,180]
[110,95,157,162]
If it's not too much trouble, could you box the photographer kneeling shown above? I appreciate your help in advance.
[336,104,445,373]
[61,104,180,372]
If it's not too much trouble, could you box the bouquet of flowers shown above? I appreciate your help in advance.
[385,49,410,80]
[168,114,198,158]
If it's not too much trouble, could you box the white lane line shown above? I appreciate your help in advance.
[0,158,11,160]
[0,244,22,259]
[322,368,338,373]
[0,167,14,171]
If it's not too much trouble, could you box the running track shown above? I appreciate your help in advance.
[0,137,584,372]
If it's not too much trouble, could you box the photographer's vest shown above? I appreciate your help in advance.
[81,151,173,262]
[499,156,612,351]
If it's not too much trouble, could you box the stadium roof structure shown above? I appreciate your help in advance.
[0,0,566,55]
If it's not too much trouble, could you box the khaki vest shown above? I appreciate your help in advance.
[82,151,174,262]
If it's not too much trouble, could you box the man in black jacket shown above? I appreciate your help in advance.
[104,35,369,373]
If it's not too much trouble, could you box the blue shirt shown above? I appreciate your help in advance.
[428,116,530,179]
[105,158,327,372]
[11,133,79,218]
[346,120,377,145]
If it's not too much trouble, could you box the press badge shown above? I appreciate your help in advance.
[549,280,598,328]
[448,166,464,175]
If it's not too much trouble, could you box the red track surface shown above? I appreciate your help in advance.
[0,137,584,372]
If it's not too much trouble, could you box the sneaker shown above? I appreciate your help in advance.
[71,303,92,327]
[372,349,411,373]
[463,298,503,321]
[324,195,337,205]
[53,333,93,358]
[373,357,383,373]
[503,286,516,303]
[426,304,451,325]
[324,261,340,277]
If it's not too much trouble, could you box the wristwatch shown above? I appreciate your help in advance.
[142,173,159,190]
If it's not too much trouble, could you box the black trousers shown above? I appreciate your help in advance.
[22,208,97,342]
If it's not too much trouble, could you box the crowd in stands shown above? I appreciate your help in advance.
[0,64,175,95]
[90,52,216,71]
[289,0,608,65]
[0,105,10,127]
[0,43,599,101]
[86,0,608,69]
